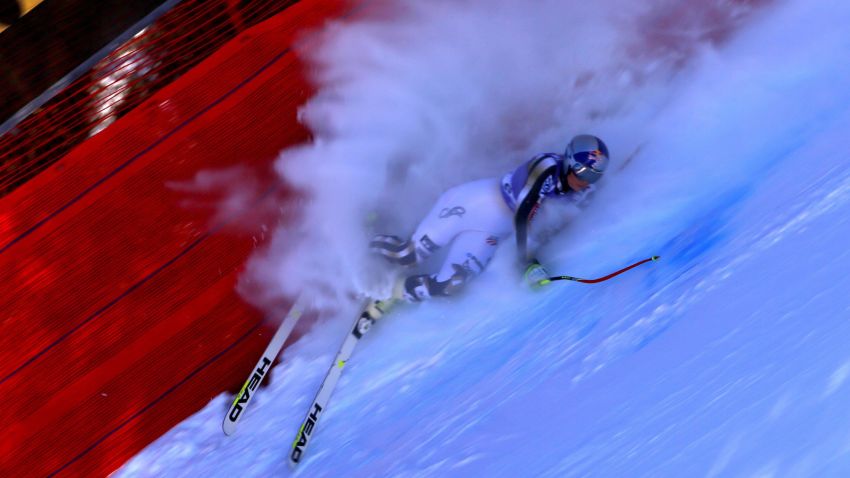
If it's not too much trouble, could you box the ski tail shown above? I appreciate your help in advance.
[289,299,377,467]
[223,294,308,436]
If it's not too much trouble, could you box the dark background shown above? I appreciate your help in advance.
[0,0,164,122]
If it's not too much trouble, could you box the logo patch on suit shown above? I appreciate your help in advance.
[540,176,555,195]
[418,234,439,253]
[439,206,466,218]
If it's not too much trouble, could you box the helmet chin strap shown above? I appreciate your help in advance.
[559,159,572,192]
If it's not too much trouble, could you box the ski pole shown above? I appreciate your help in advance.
[540,256,660,285]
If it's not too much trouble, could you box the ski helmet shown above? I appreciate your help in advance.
[565,134,609,184]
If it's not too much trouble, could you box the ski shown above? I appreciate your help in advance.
[288,298,387,467]
[223,294,308,436]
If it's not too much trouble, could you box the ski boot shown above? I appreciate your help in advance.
[369,234,418,266]
[352,281,405,338]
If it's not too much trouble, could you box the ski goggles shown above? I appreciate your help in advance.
[569,159,604,184]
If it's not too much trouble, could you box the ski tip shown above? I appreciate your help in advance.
[651,255,661,261]
[222,421,236,436]
[288,444,303,469]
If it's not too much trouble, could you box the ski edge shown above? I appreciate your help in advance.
[222,294,308,436]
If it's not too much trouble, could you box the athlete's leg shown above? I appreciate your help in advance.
[370,181,472,266]
[399,231,501,302]
[372,178,512,303]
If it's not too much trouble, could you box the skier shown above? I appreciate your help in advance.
[271,134,621,465]
[366,134,610,319]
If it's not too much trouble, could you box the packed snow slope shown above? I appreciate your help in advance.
[119,0,850,476]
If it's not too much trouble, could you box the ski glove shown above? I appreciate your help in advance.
[523,260,551,289]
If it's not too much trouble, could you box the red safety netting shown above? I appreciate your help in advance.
[0,0,300,198]
[0,0,354,476]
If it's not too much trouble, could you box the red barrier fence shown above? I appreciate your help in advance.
[0,0,351,476]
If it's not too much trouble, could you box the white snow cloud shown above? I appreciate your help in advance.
[241,0,758,312]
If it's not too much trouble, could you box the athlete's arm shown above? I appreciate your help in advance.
[513,156,559,261]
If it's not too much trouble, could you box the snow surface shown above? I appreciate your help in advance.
[118,0,850,476]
